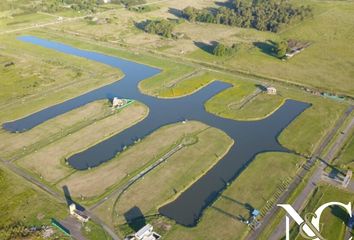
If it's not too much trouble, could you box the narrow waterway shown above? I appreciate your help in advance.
[3,36,310,226]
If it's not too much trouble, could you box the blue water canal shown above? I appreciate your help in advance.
[3,36,310,227]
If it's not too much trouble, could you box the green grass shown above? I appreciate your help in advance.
[0,34,122,123]
[184,0,354,96]
[82,220,112,240]
[20,28,198,97]
[163,152,305,240]
[276,87,347,156]
[115,126,233,229]
[336,134,354,170]
[0,164,67,227]
[290,184,353,240]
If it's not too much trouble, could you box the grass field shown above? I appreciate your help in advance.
[290,184,353,240]
[48,0,354,96]
[58,121,209,202]
[336,134,354,170]
[277,87,347,156]
[135,152,304,240]
[0,100,112,159]
[0,164,69,239]
[16,101,148,184]
[0,34,122,123]
[82,220,112,240]
[115,126,233,226]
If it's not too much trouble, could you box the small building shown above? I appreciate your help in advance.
[267,87,277,95]
[112,97,127,108]
[69,203,90,223]
[125,224,161,240]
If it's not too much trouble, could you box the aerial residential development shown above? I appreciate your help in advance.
[0,0,353,240]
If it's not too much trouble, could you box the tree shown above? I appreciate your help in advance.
[213,43,227,56]
[275,40,288,58]
[213,43,238,56]
[143,19,175,38]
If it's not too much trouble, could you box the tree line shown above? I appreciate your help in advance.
[182,0,313,32]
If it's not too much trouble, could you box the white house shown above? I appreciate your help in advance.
[112,97,127,108]
[125,224,161,240]
[266,87,277,95]
[69,203,90,223]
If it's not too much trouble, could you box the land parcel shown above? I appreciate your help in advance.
[15,101,148,184]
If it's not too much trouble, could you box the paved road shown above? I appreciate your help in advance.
[246,105,354,240]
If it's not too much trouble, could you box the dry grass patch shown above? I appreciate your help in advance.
[0,100,111,159]
[57,121,208,199]
[16,102,148,183]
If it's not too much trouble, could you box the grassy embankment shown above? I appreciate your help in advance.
[15,101,148,184]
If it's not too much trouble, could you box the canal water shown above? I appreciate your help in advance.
[3,36,310,226]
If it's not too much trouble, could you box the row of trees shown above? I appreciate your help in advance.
[183,0,313,32]
[143,19,175,38]
[111,0,146,7]
[39,0,147,14]
[40,0,103,13]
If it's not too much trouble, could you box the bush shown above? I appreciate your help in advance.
[143,19,175,38]
[275,40,289,58]
[213,43,238,57]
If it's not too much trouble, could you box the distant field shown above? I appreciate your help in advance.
[0,34,122,123]
[50,0,354,96]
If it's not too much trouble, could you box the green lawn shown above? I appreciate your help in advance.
[0,164,69,239]
[277,87,347,156]
[290,184,353,240]
[336,135,354,170]
[0,34,122,123]
[82,220,112,240]
[115,126,233,230]
[183,0,354,96]
[162,152,305,240]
